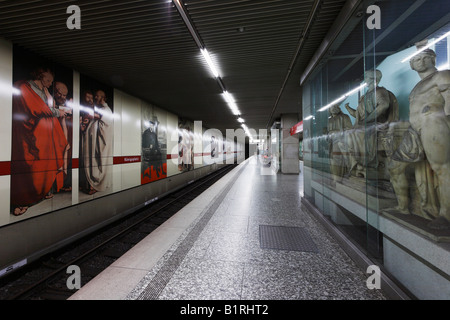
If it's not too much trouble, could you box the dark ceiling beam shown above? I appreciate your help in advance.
[300,0,370,86]
[265,0,324,129]
[397,11,450,53]
[331,0,427,82]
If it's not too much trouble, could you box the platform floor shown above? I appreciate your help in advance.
[69,156,387,300]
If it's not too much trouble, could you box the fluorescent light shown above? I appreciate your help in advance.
[0,82,21,96]
[79,105,94,116]
[237,117,245,123]
[201,48,219,78]
[222,91,240,115]
[318,83,367,112]
[304,115,313,121]
[228,102,240,115]
[318,95,346,112]
[401,31,450,63]
[346,83,367,96]
[241,123,253,138]
[222,91,235,104]
[65,100,77,108]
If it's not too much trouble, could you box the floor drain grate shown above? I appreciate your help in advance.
[259,225,318,253]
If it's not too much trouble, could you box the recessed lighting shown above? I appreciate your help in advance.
[201,48,219,78]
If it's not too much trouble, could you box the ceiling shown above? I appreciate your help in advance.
[0,0,349,135]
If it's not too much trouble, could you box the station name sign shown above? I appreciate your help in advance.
[290,121,303,136]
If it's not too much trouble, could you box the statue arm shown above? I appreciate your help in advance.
[345,103,356,118]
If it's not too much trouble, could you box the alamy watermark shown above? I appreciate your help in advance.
[66,265,81,290]
[366,265,381,290]
[169,121,281,175]
[366,5,381,30]
[65,4,381,33]
[66,5,81,30]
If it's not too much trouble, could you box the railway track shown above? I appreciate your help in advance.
[0,164,237,300]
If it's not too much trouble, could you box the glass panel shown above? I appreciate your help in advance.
[302,0,450,278]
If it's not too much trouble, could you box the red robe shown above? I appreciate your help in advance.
[11,80,68,207]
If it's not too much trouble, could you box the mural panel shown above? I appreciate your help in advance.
[10,46,73,218]
[141,103,167,184]
[79,75,114,199]
[177,118,194,172]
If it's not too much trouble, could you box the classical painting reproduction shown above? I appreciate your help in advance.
[177,118,194,172]
[10,46,73,217]
[78,75,114,198]
[141,103,167,184]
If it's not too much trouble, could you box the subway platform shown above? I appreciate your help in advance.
[68,156,387,301]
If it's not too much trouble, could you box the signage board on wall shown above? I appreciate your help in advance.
[290,121,303,136]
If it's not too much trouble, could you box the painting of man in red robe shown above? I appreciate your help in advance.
[10,66,70,216]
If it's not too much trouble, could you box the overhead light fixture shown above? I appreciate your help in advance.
[173,0,243,122]
[241,123,253,139]
[318,83,367,112]
[228,103,240,115]
[201,48,219,78]
[222,91,235,104]
[401,30,450,63]
[222,91,240,115]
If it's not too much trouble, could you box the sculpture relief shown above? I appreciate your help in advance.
[339,69,399,179]
[388,41,450,230]
[327,103,352,185]
[320,40,450,233]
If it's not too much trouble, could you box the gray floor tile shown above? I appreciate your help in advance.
[129,160,387,301]
[241,263,305,300]
[204,232,249,263]
[157,259,245,300]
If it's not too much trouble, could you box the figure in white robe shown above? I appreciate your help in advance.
[82,90,113,194]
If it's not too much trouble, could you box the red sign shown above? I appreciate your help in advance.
[0,161,10,176]
[113,156,142,165]
[290,121,303,136]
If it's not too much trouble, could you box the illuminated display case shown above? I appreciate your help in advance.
[301,0,450,299]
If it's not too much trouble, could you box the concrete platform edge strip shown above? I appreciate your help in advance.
[135,161,249,300]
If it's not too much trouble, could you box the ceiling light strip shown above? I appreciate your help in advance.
[318,83,367,112]
[172,0,243,124]
[201,48,220,78]
[173,0,203,48]
[400,30,450,63]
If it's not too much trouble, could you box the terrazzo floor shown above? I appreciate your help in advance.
[126,157,387,300]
